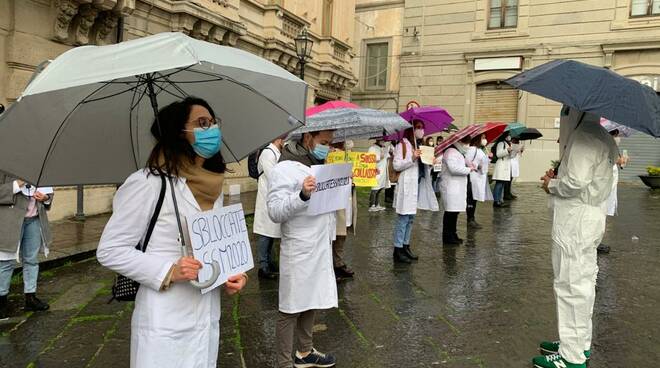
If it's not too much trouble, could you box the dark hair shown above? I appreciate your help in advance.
[146,97,227,177]
[403,120,425,143]
[460,134,472,144]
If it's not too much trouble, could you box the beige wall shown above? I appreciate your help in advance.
[397,0,660,181]
[351,0,404,112]
[0,0,356,220]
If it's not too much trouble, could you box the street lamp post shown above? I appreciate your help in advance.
[294,27,313,80]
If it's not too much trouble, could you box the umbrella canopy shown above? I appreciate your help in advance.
[600,118,634,137]
[505,59,660,137]
[385,105,454,141]
[434,124,482,155]
[290,106,409,141]
[504,122,527,136]
[306,100,358,116]
[0,32,306,186]
[475,122,507,144]
[513,127,543,141]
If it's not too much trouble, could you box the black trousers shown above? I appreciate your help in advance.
[369,189,382,207]
[466,177,477,221]
[443,211,459,241]
[384,186,395,204]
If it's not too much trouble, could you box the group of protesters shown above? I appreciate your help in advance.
[0,96,627,368]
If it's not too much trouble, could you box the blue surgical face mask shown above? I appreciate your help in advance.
[311,143,330,160]
[190,125,222,158]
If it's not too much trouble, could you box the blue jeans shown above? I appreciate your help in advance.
[493,181,507,203]
[256,235,276,271]
[0,217,42,296]
[393,214,415,248]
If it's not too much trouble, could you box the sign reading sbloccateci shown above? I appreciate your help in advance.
[307,163,352,216]
[186,203,254,294]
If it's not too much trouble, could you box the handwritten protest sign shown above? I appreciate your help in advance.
[326,151,378,187]
[307,163,352,216]
[186,203,254,294]
[419,146,435,166]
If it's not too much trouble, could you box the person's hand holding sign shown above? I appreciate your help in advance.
[224,273,248,296]
[301,175,316,200]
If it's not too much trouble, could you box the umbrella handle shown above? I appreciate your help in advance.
[181,245,222,289]
[190,260,221,290]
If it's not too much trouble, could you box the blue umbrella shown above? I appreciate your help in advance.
[504,122,526,136]
[505,59,660,137]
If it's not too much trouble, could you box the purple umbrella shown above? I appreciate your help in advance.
[385,106,454,141]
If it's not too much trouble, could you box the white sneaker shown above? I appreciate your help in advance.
[368,206,379,212]
[376,205,386,211]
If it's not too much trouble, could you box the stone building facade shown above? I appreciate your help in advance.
[352,0,660,182]
[0,0,357,220]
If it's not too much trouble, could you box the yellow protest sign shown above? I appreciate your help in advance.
[326,151,378,187]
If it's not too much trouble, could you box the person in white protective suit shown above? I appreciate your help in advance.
[533,106,618,368]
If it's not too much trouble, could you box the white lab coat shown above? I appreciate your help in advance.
[368,144,390,190]
[606,165,618,217]
[253,144,282,238]
[510,143,524,178]
[492,141,512,181]
[418,163,439,211]
[392,138,419,215]
[548,110,618,365]
[467,147,494,202]
[439,147,471,212]
[97,170,224,368]
[267,160,338,314]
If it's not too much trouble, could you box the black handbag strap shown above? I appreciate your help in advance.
[139,174,167,252]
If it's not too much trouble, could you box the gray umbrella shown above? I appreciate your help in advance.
[505,59,660,137]
[0,32,306,186]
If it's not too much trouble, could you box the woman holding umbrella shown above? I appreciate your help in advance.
[97,98,248,368]
[391,120,424,263]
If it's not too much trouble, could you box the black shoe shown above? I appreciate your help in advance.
[334,265,355,279]
[597,244,611,254]
[454,237,464,244]
[467,219,482,229]
[443,238,461,245]
[24,293,49,312]
[393,248,412,264]
[504,194,518,200]
[0,294,8,320]
[402,245,419,261]
[268,264,280,275]
[493,201,509,208]
[258,268,278,280]
[294,348,336,368]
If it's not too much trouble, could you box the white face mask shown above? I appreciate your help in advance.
[481,138,488,147]
[505,136,512,142]
[345,140,354,150]
[614,136,621,145]
[414,129,425,139]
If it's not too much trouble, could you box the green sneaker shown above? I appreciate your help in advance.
[532,353,586,368]
[539,341,591,359]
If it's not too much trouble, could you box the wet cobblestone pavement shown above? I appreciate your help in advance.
[1,183,659,367]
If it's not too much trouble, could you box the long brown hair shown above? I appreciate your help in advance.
[146,97,227,177]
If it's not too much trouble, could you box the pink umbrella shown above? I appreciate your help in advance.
[434,124,482,156]
[306,100,359,116]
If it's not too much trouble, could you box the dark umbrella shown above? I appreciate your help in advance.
[513,127,543,141]
[505,59,660,137]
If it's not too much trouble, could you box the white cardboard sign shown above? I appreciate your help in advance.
[306,163,352,216]
[186,203,254,294]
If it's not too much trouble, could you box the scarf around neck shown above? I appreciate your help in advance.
[178,162,224,211]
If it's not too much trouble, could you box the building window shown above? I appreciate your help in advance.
[488,0,518,29]
[631,0,660,16]
[322,0,333,36]
[365,42,388,90]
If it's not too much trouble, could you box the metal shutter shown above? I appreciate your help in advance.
[619,132,660,182]
[475,82,518,123]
